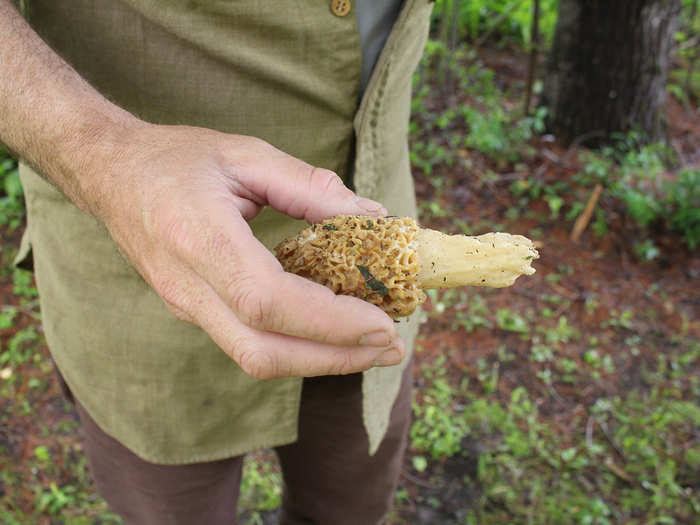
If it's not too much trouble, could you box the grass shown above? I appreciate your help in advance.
[407,335,699,524]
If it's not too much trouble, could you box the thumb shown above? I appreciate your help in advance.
[232,141,387,223]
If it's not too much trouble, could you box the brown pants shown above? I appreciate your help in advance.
[61,362,413,525]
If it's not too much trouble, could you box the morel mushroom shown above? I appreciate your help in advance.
[275,215,538,318]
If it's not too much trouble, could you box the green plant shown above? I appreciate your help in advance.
[668,1,700,106]
[431,0,560,48]
[509,172,568,222]
[556,357,579,383]
[664,168,699,249]
[411,47,547,178]
[412,455,428,473]
[463,377,699,523]
[0,307,17,330]
[238,455,282,523]
[34,445,51,463]
[410,140,454,177]
[476,357,500,394]
[0,148,24,230]
[1,326,39,368]
[461,104,545,163]
[410,356,469,459]
[451,292,492,332]
[605,140,668,228]
[530,342,554,363]
[12,268,38,300]
[495,308,529,334]
[604,309,634,330]
[634,239,661,261]
[36,483,77,516]
[576,138,698,250]
[537,316,579,345]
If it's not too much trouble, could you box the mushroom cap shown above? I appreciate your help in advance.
[275,215,426,318]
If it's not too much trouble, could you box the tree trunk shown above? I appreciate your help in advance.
[542,0,681,146]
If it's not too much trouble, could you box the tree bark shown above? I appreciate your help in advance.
[542,0,681,146]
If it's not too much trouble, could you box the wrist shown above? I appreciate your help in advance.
[56,105,149,220]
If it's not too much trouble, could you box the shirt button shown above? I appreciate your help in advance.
[331,0,351,17]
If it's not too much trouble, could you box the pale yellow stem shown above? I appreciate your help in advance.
[415,229,538,289]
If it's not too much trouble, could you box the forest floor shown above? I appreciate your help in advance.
[1,46,698,524]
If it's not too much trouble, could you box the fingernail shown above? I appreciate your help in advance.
[358,330,392,347]
[374,347,403,367]
[355,196,387,214]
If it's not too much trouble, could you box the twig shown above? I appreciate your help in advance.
[552,300,573,319]
[523,0,540,115]
[585,415,595,450]
[671,139,689,166]
[540,148,561,164]
[474,169,512,207]
[597,419,626,460]
[525,132,606,184]
[546,382,565,403]
[570,183,604,242]
[498,172,526,182]
[1,304,41,321]
[547,282,579,300]
[604,456,632,483]
[472,0,528,50]
[677,35,699,52]
[514,288,538,300]
[576,474,595,492]
[401,470,442,490]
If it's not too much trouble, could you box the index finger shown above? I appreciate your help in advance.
[184,208,400,348]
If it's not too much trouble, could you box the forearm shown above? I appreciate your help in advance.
[0,0,142,217]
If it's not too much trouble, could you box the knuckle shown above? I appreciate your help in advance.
[331,351,361,376]
[244,135,274,155]
[229,136,278,167]
[237,348,277,380]
[153,276,189,313]
[151,206,199,259]
[154,278,198,325]
[203,229,236,263]
[231,277,274,329]
[149,195,186,238]
[149,198,235,266]
[167,305,194,323]
[311,167,344,194]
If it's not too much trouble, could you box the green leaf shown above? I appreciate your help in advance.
[356,265,389,297]
[412,455,428,472]
[496,309,529,333]
[34,445,51,462]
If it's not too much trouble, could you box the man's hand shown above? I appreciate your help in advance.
[95,124,405,379]
[0,0,405,379]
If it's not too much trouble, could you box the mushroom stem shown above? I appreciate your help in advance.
[415,229,538,289]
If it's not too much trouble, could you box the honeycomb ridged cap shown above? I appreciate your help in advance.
[275,215,426,318]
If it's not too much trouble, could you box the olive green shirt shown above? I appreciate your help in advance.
[17,0,433,463]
